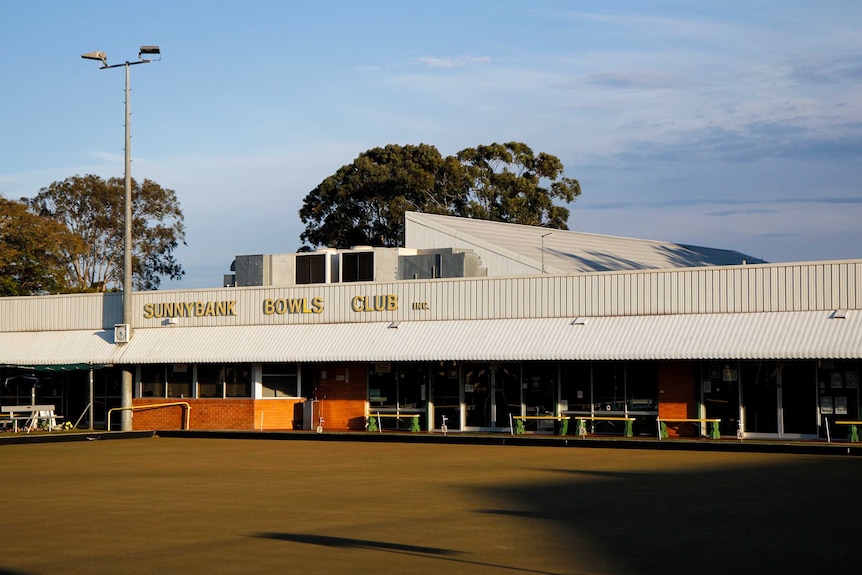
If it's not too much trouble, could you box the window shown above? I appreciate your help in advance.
[341,252,374,282]
[195,364,252,398]
[167,364,192,398]
[140,364,194,398]
[523,362,557,417]
[369,363,398,409]
[592,362,658,412]
[593,362,624,412]
[559,361,658,436]
[0,372,40,405]
[197,364,224,398]
[140,365,165,398]
[225,364,252,397]
[369,363,430,410]
[296,254,326,285]
[560,362,592,412]
[261,363,299,397]
[625,362,658,411]
[817,359,858,438]
[368,362,429,431]
[396,364,429,410]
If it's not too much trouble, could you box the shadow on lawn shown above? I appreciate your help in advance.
[254,532,457,555]
[253,532,568,575]
[252,456,862,575]
[474,457,862,575]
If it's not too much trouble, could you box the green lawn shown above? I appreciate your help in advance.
[1,437,859,574]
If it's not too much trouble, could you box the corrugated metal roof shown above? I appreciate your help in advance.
[0,330,117,366]
[2,311,858,365]
[405,212,766,274]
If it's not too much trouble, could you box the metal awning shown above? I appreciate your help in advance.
[6,364,110,372]
[0,330,117,366]
[0,310,858,366]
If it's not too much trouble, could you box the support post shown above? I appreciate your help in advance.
[120,62,134,432]
[121,369,133,431]
[88,368,94,430]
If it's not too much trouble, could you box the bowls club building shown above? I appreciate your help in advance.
[1,212,860,440]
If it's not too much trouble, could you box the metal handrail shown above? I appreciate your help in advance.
[107,401,191,431]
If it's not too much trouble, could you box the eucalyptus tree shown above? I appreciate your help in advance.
[299,141,580,249]
[0,197,78,296]
[456,142,580,228]
[27,174,185,291]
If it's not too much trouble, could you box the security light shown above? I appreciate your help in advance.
[139,45,161,57]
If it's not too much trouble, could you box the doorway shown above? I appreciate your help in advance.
[431,362,461,431]
[741,361,778,434]
[463,363,520,430]
[737,361,818,439]
[702,363,741,437]
[816,360,859,439]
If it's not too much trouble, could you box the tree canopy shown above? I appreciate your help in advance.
[299,142,581,249]
[0,197,78,296]
[26,174,186,292]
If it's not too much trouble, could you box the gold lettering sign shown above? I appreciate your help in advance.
[263,297,324,315]
[143,301,237,319]
[351,294,398,312]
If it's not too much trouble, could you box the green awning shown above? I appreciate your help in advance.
[7,364,111,372]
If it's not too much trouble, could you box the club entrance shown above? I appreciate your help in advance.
[703,361,819,439]
[463,362,520,431]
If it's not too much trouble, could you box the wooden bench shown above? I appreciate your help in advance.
[367,412,421,432]
[1,405,64,433]
[572,416,637,438]
[657,417,721,440]
[512,415,570,436]
[0,413,24,432]
[835,421,862,442]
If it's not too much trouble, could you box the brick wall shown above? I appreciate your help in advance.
[131,362,367,432]
[253,399,305,430]
[132,398,305,431]
[658,361,698,437]
[316,364,367,431]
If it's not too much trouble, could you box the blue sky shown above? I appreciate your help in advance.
[1,1,860,289]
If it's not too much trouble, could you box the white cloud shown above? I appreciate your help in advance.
[412,55,491,68]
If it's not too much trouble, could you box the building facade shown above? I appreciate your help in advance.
[1,214,859,439]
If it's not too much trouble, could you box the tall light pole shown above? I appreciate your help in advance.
[82,46,160,431]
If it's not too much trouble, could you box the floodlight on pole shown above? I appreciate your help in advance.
[138,46,161,60]
[81,45,160,431]
[81,51,108,67]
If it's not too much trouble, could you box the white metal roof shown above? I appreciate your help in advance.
[2,310,857,366]
[0,330,117,366]
[405,212,766,275]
